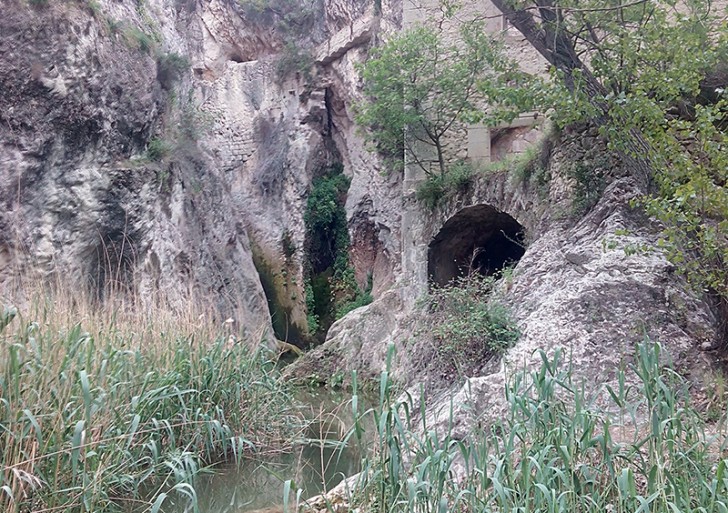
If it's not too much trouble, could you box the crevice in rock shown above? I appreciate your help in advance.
[250,241,306,347]
[428,205,525,287]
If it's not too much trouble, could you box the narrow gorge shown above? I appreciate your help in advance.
[1,0,726,511]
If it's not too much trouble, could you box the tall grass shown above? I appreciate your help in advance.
[343,342,728,513]
[0,290,302,513]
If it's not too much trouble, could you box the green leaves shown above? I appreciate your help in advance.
[424,274,519,375]
[357,340,728,513]
[0,309,300,512]
[498,0,727,304]
[356,22,543,176]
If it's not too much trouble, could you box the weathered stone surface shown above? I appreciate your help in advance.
[0,0,399,344]
[284,288,404,383]
[287,129,719,431]
[0,0,278,340]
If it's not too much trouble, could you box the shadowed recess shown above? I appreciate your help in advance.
[428,204,525,287]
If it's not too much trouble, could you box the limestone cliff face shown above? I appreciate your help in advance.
[0,0,396,342]
[0,0,720,409]
[287,124,721,432]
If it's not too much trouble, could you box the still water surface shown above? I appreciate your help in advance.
[160,388,372,513]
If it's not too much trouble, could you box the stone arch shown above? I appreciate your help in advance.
[428,204,525,287]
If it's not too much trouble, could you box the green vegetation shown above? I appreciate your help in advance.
[303,165,372,338]
[362,0,726,313]
[156,52,190,90]
[566,160,607,217]
[424,274,519,376]
[415,161,476,210]
[493,0,727,308]
[356,21,545,176]
[276,42,313,81]
[337,341,728,513]
[0,294,301,513]
[336,273,374,320]
[122,26,155,54]
[145,137,171,162]
[414,150,552,210]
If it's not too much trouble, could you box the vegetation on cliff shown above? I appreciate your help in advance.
[492,0,727,309]
[423,273,519,379]
[304,165,373,339]
[360,0,727,326]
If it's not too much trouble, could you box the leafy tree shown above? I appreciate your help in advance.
[493,0,727,314]
[356,22,542,176]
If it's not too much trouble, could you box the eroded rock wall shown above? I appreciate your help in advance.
[286,126,719,423]
[0,0,399,343]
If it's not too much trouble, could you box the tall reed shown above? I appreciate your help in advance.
[347,342,728,513]
[0,291,301,513]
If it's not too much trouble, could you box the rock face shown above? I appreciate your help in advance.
[0,0,400,343]
[0,0,721,435]
[0,0,276,337]
[288,125,720,433]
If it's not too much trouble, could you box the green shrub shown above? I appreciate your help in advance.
[336,291,373,319]
[425,274,519,373]
[304,280,319,335]
[146,137,170,161]
[567,160,606,216]
[416,161,476,210]
[336,273,374,319]
[415,174,445,209]
[303,165,371,337]
[123,26,154,53]
[443,161,474,194]
[276,42,313,80]
[156,52,189,90]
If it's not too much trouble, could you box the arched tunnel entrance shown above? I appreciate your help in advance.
[428,205,525,287]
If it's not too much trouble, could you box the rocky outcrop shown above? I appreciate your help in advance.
[0,0,400,344]
[0,0,275,339]
[288,126,720,429]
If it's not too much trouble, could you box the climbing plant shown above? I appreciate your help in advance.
[303,165,372,338]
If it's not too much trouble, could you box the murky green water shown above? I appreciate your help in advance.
[157,388,372,513]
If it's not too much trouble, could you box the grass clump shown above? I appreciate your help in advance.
[343,341,728,513]
[425,274,518,377]
[0,293,301,513]
[123,26,155,54]
[146,137,171,162]
[415,161,475,210]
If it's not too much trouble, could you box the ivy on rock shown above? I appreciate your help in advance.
[304,164,372,340]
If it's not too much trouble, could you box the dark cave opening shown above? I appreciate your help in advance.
[428,205,525,287]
